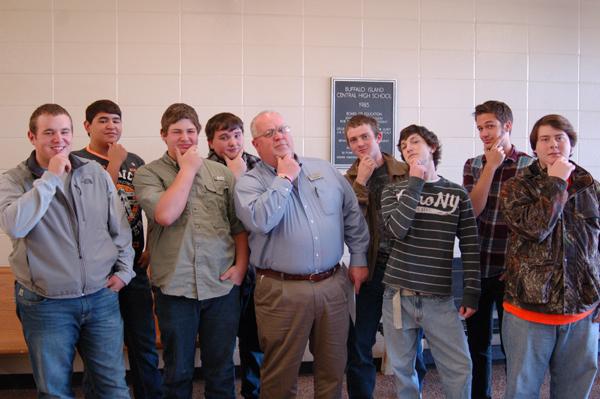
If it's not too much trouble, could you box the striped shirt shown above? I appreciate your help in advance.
[463,146,532,278]
[381,176,481,309]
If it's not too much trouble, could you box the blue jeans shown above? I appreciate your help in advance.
[15,282,129,399]
[382,286,471,399]
[119,283,163,399]
[466,276,505,399]
[347,267,426,398]
[154,286,240,399]
[503,311,599,399]
[238,273,263,399]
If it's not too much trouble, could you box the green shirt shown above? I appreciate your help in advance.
[133,152,245,300]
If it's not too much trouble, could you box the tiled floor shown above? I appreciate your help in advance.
[2,364,600,398]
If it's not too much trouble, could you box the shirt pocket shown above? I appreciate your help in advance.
[311,178,339,216]
[198,178,229,231]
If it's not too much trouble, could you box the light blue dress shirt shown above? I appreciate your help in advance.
[234,156,369,275]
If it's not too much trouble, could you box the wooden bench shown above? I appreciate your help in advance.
[0,268,28,355]
[0,268,165,357]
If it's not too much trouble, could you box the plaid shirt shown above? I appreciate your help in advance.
[207,150,261,171]
[463,146,533,278]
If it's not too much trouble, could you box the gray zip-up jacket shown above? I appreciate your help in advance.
[0,152,134,298]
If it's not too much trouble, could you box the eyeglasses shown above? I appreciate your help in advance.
[258,125,291,139]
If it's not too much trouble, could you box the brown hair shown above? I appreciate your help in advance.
[530,114,577,151]
[473,100,513,126]
[160,103,201,136]
[29,104,72,135]
[398,124,442,167]
[205,112,243,141]
[344,114,379,142]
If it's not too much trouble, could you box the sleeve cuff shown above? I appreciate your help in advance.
[349,253,368,267]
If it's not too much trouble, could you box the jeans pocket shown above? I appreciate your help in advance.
[15,282,48,306]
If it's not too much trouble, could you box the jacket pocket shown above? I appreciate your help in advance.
[516,264,555,305]
[579,266,600,306]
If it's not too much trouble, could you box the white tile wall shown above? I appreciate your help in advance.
[420,50,473,79]
[54,10,116,43]
[55,43,115,75]
[119,43,180,75]
[421,21,474,51]
[363,49,419,79]
[363,0,418,20]
[474,1,527,25]
[181,43,243,75]
[54,74,117,107]
[581,28,600,56]
[475,24,527,53]
[1,0,600,267]
[244,45,303,77]
[0,11,51,42]
[474,52,527,81]
[363,19,419,50]
[0,43,53,74]
[421,0,474,22]
[581,55,600,83]
[304,46,362,78]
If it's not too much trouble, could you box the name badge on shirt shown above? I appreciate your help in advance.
[214,176,225,181]
[307,173,323,181]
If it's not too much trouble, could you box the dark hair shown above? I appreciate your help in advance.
[160,103,201,136]
[398,124,442,167]
[85,99,121,123]
[205,112,244,141]
[530,114,577,151]
[473,100,513,126]
[344,114,379,141]
[29,104,72,135]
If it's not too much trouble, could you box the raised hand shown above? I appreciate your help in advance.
[176,145,203,173]
[276,153,300,182]
[224,151,247,179]
[408,158,428,180]
[548,156,575,181]
[484,137,506,170]
[48,153,71,177]
[107,143,128,166]
[356,156,377,186]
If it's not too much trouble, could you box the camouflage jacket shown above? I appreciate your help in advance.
[501,161,600,315]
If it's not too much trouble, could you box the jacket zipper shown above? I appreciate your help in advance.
[57,182,86,295]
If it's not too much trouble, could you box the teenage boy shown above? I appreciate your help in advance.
[73,99,162,399]
[501,114,600,398]
[463,100,532,399]
[343,114,426,398]
[205,112,262,399]
[134,103,248,399]
[0,104,133,398]
[381,125,480,399]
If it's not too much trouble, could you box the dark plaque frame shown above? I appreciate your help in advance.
[331,78,396,168]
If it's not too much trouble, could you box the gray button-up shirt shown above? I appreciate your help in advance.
[234,156,369,274]
[133,152,245,300]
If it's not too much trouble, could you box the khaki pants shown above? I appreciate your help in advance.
[254,267,350,399]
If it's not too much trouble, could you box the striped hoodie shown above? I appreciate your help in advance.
[381,175,481,309]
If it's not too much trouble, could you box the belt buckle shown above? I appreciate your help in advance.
[308,272,317,282]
